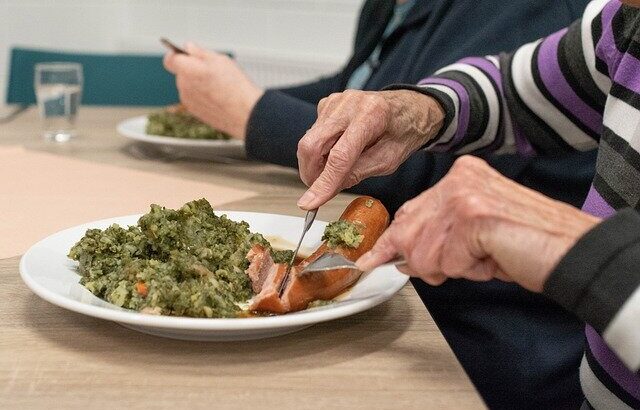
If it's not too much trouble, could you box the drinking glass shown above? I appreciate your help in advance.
[34,63,83,142]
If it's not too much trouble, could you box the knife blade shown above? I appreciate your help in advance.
[277,208,318,297]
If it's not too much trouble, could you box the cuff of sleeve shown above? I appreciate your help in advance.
[544,208,640,333]
[382,83,456,147]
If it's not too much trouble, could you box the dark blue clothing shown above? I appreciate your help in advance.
[246,1,593,408]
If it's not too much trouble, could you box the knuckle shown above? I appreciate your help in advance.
[451,193,490,221]
[451,155,489,175]
[388,224,410,253]
[312,177,333,195]
[378,152,401,175]
[395,200,415,221]
[424,274,447,286]
[297,137,315,157]
[439,260,460,278]
[373,232,393,253]
[318,95,331,109]
[327,92,344,101]
[366,94,389,112]
[372,163,395,177]
[327,147,352,168]
[346,170,362,187]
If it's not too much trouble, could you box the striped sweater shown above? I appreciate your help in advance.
[397,0,640,408]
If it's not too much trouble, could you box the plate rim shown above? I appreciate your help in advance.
[116,115,245,148]
[19,211,408,331]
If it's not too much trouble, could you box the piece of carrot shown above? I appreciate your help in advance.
[135,282,148,297]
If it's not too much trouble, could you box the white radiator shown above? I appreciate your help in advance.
[235,51,342,88]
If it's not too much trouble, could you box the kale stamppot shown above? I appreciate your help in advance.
[68,199,279,318]
[146,110,230,140]
[321,220,364,249]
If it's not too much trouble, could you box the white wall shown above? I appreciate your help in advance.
[0,0,363,105]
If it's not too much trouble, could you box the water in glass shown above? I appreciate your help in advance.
[34,63,83,142]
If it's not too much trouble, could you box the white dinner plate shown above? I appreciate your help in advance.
[20,211,408,341]
[117,116,245,159]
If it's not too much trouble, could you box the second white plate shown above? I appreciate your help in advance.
[117,116,245,159]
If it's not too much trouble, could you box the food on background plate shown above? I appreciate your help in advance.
[145,104,230,140]
[68,196,389,318]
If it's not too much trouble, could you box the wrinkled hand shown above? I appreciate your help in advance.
[356,156,601,292]
[297,89,445,209]
[163,43,263,139]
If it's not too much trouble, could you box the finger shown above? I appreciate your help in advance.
[298,123,370,209]
[163,52,177,73]
[188,43,221,64]
[396,264,417,276]
[356,228,399,271]
[494,267,513,283]
[184,42,206,57]
[299,142,364,209]
[317,95,336,117]
[205,50,228,64]
[398,262,447,286]
[164,53,200,75]
[421,272,448,286]
[318,92,354,118]
[394,189,446,271]
[468,258,499,282]
[297,120,346,188]
[340,143,400,188]
[317,97,329,117]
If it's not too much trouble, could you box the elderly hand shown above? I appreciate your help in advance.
[163,43,263,139]
[296,89,445,209]
[356,156,601,293]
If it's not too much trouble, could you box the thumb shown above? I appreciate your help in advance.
[163,52,178,73]
[356,228,399,271]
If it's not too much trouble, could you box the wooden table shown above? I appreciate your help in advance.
[0,107,484,409]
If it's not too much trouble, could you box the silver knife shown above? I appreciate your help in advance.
[299,252,406,276]
[278,208,318,297]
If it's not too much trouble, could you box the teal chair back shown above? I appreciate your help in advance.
[6,47,179,106]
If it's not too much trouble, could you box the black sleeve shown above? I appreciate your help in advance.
[274,73,343,105]
[543,208,640,334]
[244,90,318,168]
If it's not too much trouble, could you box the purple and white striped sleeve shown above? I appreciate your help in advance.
[399,0,611,157]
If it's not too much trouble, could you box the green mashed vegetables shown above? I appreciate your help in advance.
[321,220,364,249]
[146,110,230,140]
[68,199,291,318]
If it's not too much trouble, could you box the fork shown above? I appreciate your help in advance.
[299,252,406,276]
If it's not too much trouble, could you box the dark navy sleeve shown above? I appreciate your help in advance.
[244,90,318,168]
[274,73,342,104]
